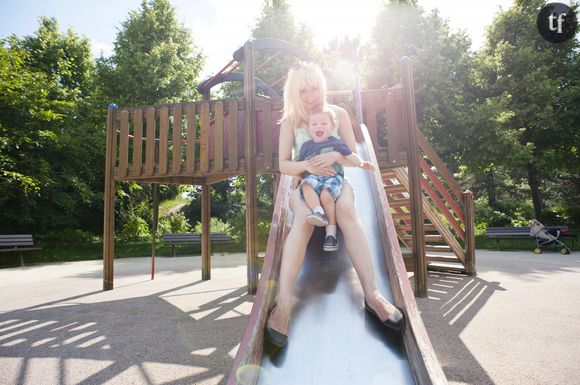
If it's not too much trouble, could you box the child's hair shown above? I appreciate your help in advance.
[308,106,335,128]
[281,61,328,128]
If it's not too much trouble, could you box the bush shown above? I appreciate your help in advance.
[40,228,97,244]
[120,215,150,241]
[156,211,192,237]
[193,217,239,242]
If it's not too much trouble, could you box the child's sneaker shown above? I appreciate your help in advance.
[306,212,329,226]
[323,235,338,252]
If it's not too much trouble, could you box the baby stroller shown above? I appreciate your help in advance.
[529,219,572,254]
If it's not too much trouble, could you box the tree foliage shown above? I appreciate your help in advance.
[0,17,104,235]
[468,0,579,223]
[363,2,474,173]
[97,0,204,107]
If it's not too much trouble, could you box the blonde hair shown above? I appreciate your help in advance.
[281,61,328,129]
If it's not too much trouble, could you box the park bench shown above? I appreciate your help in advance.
[0,234,41,266]
[486,226,575,251]
[161,232,231,257]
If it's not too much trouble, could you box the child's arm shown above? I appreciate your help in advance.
[344,153,375,171]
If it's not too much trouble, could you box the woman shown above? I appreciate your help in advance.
[265,62,404,348]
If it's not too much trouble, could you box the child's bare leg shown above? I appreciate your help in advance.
[320,189,336,226]
[321,188,338,251]
[301,184,321,212]
[302,182,328,226]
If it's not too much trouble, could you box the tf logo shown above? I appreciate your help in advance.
[537,2,578,43]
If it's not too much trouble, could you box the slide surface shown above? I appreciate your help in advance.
[228,128,446,385]
[257,165,414,384]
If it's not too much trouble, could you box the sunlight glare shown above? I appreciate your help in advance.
[291,0,383,47]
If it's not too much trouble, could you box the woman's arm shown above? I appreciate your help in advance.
[336,106,358,154]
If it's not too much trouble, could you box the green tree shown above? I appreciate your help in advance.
[249,0,316,95]
[470,0,579,222]
[97,0,204,106]
[0,17,103,235]
[365,2,474,164]
[96,0,206,238]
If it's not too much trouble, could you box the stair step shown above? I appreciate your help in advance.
[425,245,453,252]
[384,184,407,194]
[392,212,411,220]
[397,224,437,232]
[389,199,411,207]
[401,234,445,242]
[427,263,466,274]
[427,254,460,263]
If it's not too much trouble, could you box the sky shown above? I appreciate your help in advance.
[0,0,520,79]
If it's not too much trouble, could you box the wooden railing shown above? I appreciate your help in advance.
[110,98,283,184]
[361,87,475,274]
[417,132,475,272]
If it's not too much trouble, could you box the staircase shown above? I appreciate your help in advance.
[383,167,469,273]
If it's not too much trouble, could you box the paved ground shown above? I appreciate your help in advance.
[0,249,579,385]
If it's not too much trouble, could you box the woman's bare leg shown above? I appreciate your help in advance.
[336,183,399,321]
[267,188,314,335]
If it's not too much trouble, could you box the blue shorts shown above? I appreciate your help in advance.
[300,174,344,201]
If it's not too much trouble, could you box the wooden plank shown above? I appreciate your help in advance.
[200,102,210,173]
[386,88,407,166]
[214,101,224,172]
[145,107,156,176]
[420,157,465,222]
[421,177,465,239]
[228,99,239,171]
[262,99,273,171]
[394,167,466,264]
[118,110,130,178]
[226,177,292,385]
[132,109,143,177]
[364,93,379,148]
[244,42,259,295]
[417,132,463,200]
[172,104,183,174]
[463,190,476,275]
[103,105,117,290]
[159,106,169,175]
[201,182,211,280]
[186,103,196,173]
[400,57,427,297]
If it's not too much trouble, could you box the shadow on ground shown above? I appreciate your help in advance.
[0,282,251,385]
[415,272,504,385]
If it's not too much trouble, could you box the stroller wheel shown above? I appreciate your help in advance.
[560,248,570,255]
[534,248,542,254]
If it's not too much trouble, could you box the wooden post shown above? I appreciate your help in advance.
[244,41,259,294]
[463,190,477,275]
[201,181,211,280]
[400,57,427,297]
[151,184,159,280]
[103,104,117,291]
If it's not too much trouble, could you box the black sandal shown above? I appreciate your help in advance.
[265,306,288,348]
[364,300,405,332]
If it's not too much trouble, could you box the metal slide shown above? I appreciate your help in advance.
[257,165,414,384]
[228,127,447,385]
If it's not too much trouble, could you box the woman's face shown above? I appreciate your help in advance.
[299,84,320,111]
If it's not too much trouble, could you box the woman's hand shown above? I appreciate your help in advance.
[304,159,335,177]
[308,151,341,168]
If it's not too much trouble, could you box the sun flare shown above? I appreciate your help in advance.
[290,0,383,47]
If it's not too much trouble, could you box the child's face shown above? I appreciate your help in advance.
[307,112,333,143]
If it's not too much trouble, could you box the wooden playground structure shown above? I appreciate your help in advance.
[102,38,475,298]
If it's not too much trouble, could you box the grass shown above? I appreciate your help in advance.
[1,231,575,269]
[0,239,247,269]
